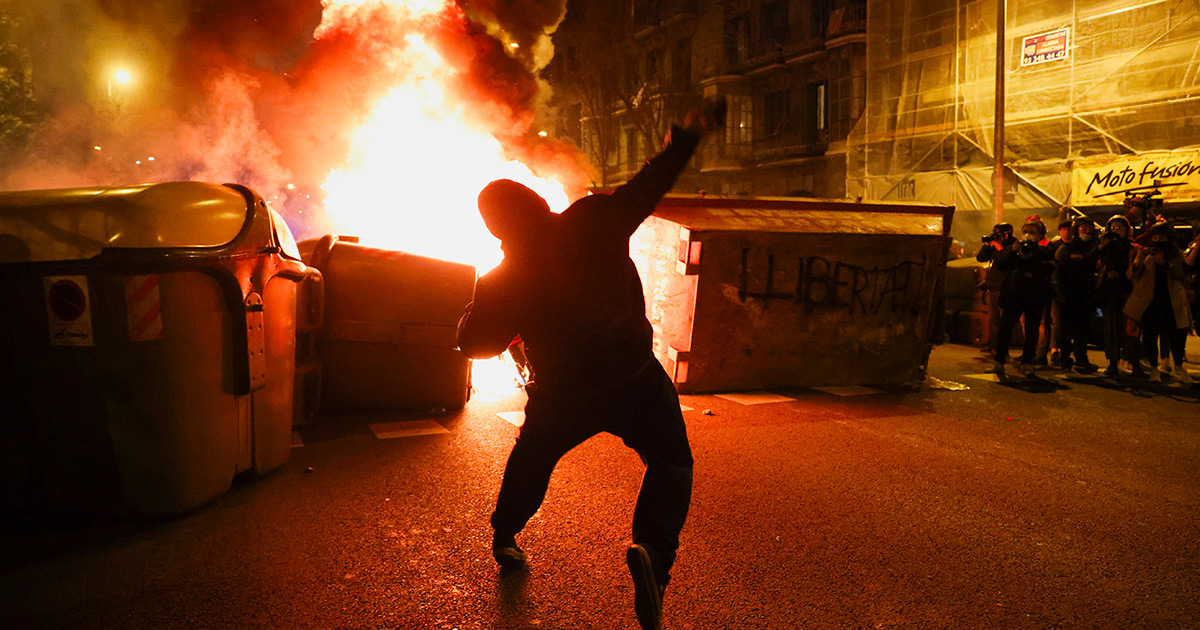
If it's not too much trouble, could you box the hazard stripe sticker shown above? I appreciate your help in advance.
[125,275,164,341]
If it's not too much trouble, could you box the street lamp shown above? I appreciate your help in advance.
[108,69,133,101]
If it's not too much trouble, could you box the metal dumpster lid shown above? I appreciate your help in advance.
[652,195,951,236]
[0,181,255,263]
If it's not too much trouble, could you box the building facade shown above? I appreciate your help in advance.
[848,0,1200,242]
[545,0,867,199]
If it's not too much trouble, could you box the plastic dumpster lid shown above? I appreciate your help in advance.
[0,181,255,263]
[652,195,950,236]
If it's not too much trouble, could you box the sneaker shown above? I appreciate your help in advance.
[1019,363,1035,376]
[627,544,665,630]
[492,534,527,571]
[1161,360,1173,374]
[1148,367,1161,383]
[991,361,1006,377]
[1104,362,1120,378]
[1176,367,1193,384]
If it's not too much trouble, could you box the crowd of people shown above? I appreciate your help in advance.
[975,211,1200,383]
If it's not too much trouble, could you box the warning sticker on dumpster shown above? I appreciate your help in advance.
[125,275,164,341]
[44,275,93,346]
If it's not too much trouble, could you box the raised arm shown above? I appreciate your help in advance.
[604,98,727,237]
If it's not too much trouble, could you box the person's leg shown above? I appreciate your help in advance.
[1020,301,1041,366]
[1075,304,1094,368]
[1141,303,1163,374]
[1057,304,1075,367]
[1050,300,1063,365]
[1037,302,1052,363]
[606,362,694,586]
[987,291,1002,353]
[995,302,1019,368]
[491,395,596,544]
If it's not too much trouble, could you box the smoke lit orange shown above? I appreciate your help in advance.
[319,0,570,274]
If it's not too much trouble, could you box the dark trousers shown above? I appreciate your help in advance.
[1101,290,1131,363]
[491,360,693,584]
[996,299,1044,364]
[1140,299,1187,366]
[1058,300,1093,366]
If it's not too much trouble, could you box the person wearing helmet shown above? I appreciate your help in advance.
[1054,217,1100,373]
[991,217,1055,377]
[1096,214,1138,377]
[459,99,727,630]
[1123,222,1194,384]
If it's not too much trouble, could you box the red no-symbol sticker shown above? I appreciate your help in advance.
[48,279,87,322]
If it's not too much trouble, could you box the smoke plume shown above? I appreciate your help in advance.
[2,0,588,238]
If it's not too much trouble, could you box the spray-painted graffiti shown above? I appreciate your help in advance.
[738,248,928,315]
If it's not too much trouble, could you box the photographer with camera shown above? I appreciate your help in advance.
[977,223,1015,356]
[1055,217,1100,373]
[1123,222,1194,384]
[991,217,1055,378]
[1095,215,1139,377]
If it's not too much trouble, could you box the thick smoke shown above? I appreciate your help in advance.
[3,0,589,237]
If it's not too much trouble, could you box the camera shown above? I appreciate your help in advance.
[1019,239,1037,254]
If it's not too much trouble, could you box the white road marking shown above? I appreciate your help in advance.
[496,411,525,427]
[963,373,1003,382]
[369,420,450,439]
[714,392,796,405]
[679,404,694,412]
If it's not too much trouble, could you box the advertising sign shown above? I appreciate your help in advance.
[1020,28,1070,67]
[1073,150,1200,206]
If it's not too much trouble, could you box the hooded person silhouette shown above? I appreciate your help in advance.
[458,98,726,630]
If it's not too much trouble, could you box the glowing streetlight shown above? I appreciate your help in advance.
[108,69,134,101]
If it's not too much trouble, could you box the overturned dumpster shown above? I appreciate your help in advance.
[631,195,954,394]
[299,235,474,414]
[0,182,316,516]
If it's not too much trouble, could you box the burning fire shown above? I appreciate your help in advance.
[317,0,573,396]
[319,0,570,274]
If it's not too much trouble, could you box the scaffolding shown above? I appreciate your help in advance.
[848,0,1200,243]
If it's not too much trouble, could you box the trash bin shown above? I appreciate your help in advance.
[630,195,955,393]
[300,235,474,413]
[0,181,316,516]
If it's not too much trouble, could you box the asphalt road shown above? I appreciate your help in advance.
[2,342,1199,629]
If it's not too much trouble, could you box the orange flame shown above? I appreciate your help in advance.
[319,0,569,274]
[318,0,571,396]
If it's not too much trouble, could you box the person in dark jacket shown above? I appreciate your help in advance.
[1096,214,1137,377]
[457,99,725,630]
[1054,217,1100,372]
[992,217,1055,378]
[976,222,1014,355]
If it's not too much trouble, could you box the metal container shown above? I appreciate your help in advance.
[302,236,474,413]
[0,182,315,516]
[631,195,954,393]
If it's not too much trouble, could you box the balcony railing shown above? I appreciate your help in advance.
[754,129,830,162]
[827,1,867,39]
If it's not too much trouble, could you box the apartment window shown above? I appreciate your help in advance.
[725,14,751,63]
[761,1,790,49]
[645,49,662,84]
[764,90,790,136]
[804,82,827,141]
[811,0,831,39]
[671,40,692,86]
[724,94,753,157]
